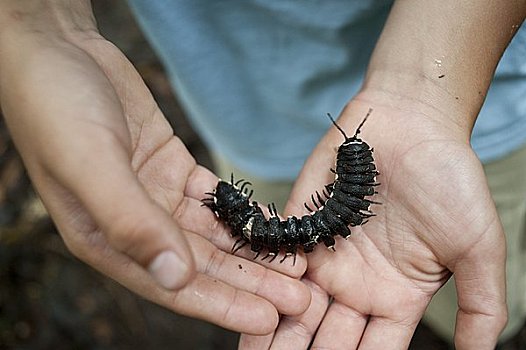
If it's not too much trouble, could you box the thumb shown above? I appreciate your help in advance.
[44,137,195,291]
[452,221,507,349]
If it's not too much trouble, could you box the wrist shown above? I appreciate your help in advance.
[359,69,477,136]
[358,0,526,138]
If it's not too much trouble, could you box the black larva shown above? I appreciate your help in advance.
[202,109,379,263]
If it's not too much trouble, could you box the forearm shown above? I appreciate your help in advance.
[361,0,526,135]
[0,0,98,47]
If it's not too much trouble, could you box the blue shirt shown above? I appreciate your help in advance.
[128,0,526,180]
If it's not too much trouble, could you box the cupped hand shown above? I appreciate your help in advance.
[240,97,507,349]
[0,27,308,335]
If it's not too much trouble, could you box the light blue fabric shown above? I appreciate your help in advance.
[127,0,526,180]
[472,30,526,162]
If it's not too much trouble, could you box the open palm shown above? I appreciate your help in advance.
[1,29,309,335]
[240,99,507,349]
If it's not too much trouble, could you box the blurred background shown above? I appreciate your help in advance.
[0,1,524,349]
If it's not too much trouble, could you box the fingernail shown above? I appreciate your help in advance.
[148,251,188,290]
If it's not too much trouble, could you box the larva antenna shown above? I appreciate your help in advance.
[326,113,349,141]
[327,108,373,140]
[353,108,373,138]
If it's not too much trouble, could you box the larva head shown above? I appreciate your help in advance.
[327,108,372,148]
[338,138,371,154]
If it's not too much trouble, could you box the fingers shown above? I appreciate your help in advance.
[239,279,329,350]
[269,280,330,349]
[309,285,418,349]
[238,333,275,350]
[173,273,279,335]
[356,316,417,350]
[62,225,303,335]
[159,232,311,333]
[310,302,368,349]
[452,219,507,349]
[178,231,311,334]
[97,241,281,335]
[185,231,311,317]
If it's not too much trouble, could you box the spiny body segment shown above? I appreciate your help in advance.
[202,109,379,263]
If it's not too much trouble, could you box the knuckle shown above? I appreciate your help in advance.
[284,318,312,339]
[60,226,107,265]
[106,213,162,258]
[204,248,228,276]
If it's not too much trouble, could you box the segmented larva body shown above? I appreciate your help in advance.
[202,109,379,263]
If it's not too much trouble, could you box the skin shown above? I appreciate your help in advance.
[1,0,524,348]
[240,0,526,349]
[0,0,309,336]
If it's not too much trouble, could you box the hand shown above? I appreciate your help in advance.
[0,7,309,335]
[240,97,507,349]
